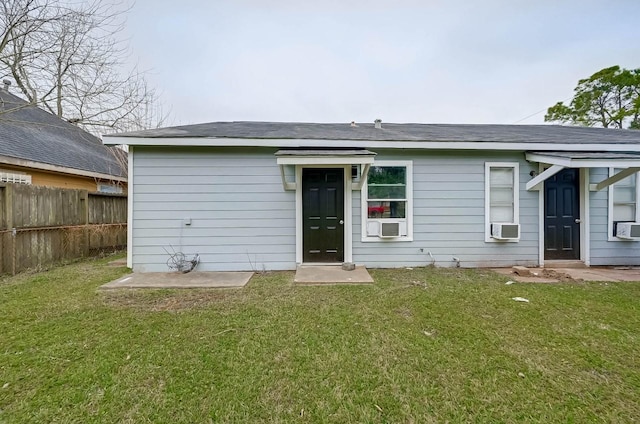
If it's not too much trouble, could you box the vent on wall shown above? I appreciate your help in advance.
[0,171,31,184]
[97,183,123,194]
[491,223,520,240]
[616,222,640,239]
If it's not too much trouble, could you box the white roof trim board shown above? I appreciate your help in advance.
[104,136,640,152]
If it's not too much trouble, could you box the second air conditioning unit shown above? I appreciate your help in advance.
[616,222,640,240]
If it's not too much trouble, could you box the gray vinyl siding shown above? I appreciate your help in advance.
[132,146,295,272]
[131,145,640,271]
[589,168,640,265]
[353,150,539,268]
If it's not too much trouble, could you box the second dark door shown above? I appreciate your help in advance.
[544,168,580,260]
[302,168,344,263]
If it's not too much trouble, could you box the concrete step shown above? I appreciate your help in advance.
[544,260,586,269]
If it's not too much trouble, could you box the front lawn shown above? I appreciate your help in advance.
[1,259,639,422]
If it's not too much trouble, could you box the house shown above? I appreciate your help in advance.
[0,81,126,192]
[103,121,640,272]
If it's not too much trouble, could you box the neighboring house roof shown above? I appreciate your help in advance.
[0,88,126,180]
[104,121,640,152]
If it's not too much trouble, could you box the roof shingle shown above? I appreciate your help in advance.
[109,121,640,145]
[0,89,126,178]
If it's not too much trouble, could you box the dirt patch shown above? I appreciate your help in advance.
[540,269,580,282]
[492,267,580,283]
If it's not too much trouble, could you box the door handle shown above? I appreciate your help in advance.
[575,219,581,224]
[339,220,344,225]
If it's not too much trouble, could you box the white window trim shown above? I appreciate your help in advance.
[361,160,413,242]
[607,167,640,241]
[485,162,520,243]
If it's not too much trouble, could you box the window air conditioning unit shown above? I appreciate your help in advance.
[616,222,640,239]
[380,222,400,238]
[366,220,407,238]
[491,223,520,240]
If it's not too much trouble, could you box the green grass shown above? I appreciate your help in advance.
[1,259,640,423]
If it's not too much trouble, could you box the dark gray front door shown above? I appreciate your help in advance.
[544,168,580,260]
[302,168,344,263]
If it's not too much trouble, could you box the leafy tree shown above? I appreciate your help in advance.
[545,65,640,129]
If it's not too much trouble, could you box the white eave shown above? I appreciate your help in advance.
[275,149,376,191]
[275,149,376,165]
[102,136,640,153]
[525,152,640,191]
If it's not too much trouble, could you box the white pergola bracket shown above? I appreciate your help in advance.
[353,163,370,190]
[279,164,296,191]
[526,164,565,191]
[589,167,640,191]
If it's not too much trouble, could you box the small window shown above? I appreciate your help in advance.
[485,162,519,242]
[608,168,640,239]
[0,170,31,184]
[361,161,412,241]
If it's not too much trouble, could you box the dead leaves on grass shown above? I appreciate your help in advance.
[101,290,230,312]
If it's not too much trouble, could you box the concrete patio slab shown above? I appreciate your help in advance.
[493,266,640,283]
[560,268,640,282]
[295,265,374,284]
[100,271,253,289]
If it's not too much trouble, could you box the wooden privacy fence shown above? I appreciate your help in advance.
[0,183,127,275]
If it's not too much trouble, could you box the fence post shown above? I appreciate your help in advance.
[4,184,15,275]
[81,190,90,257]
[0,185,4,274]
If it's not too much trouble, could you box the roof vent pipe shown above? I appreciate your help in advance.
[374,119,382,129]
[2,79,10,91]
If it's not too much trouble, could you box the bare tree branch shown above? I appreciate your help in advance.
[0,0,168,135]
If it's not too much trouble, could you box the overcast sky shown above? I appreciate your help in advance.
[123,0,640,127]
